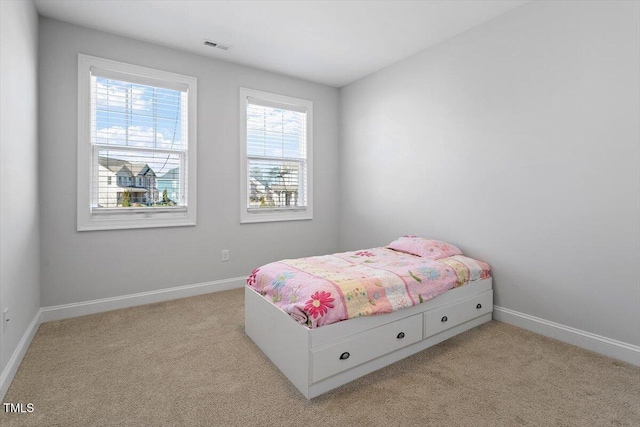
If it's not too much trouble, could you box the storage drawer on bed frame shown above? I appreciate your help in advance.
[424,289,492,338]
[311,314,422,383]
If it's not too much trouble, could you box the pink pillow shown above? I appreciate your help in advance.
[387,236,462,259]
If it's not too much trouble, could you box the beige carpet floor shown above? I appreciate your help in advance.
[2,288,639,426]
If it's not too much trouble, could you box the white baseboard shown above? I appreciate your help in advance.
[493,305,640,367]
[0,309,41,401]
[40,276,246,323]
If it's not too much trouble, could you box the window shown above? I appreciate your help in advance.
[240,88,313,223]
[77,55,197,231]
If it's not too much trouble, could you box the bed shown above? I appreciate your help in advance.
[245,236,493,398]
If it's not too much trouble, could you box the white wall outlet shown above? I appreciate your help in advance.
[3,308,9,333]
[221,249,230,262]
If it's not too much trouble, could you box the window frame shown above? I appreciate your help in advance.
[239,87,313,223]
[77,54,197,231]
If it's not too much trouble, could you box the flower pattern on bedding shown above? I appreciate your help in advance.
[304,291,335,319]
[271,271,295,290]
[246,247,491,328]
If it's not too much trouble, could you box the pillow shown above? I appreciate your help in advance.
[387,236,462,259]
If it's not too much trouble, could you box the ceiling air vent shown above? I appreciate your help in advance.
[204,40,232,51]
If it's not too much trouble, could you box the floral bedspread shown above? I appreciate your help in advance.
[247,247,491,328]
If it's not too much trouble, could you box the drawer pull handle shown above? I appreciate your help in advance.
[476,303,482,309]
[397,332,405,339]
[441,316,448,322]
[339,352,350,360]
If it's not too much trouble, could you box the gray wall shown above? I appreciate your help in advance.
[0,0,41,373]
[39,18,340,307]
[339,0,640,346]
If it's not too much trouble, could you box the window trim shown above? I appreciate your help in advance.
[77,54,197,231]
[239,87,313,224]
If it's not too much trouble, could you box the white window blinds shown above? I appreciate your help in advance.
[245,97,308,210]
[90,68,188,209]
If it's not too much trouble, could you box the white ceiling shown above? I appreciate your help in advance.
[34,0,528,87]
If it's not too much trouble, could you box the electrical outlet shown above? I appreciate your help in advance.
[3,308,9,333]
[221,249,230,262]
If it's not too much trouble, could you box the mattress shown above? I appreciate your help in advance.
[247,245,491,328]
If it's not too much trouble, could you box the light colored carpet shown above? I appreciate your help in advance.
[2,288,639,426]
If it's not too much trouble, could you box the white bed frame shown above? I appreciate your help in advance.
[245,278,492,399]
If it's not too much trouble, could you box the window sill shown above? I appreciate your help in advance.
[78,209,195,231]
[240,208,312,224]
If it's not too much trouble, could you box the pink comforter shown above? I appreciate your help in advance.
[247,247,491,328]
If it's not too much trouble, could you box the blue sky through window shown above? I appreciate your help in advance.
[246,104,305,160]
[93,76,185,176]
